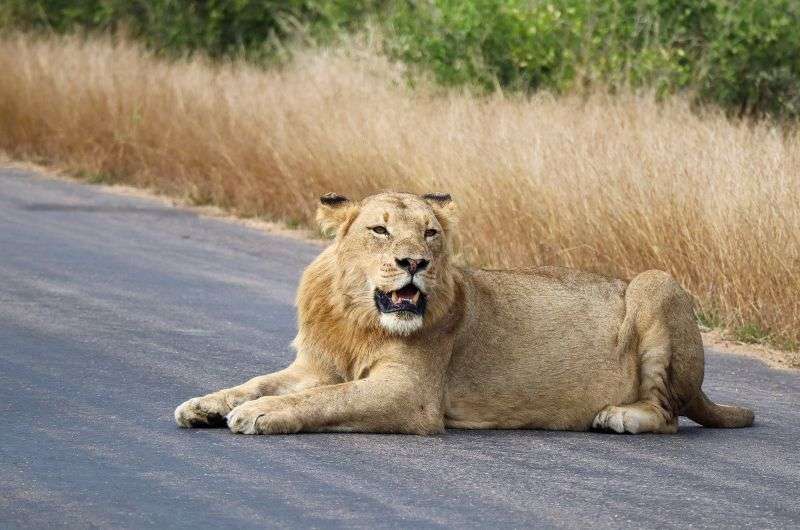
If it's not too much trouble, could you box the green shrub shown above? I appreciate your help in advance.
[0,0,384,59]
[387,0,800,119]
[701,0,800,118]
[388,1,701,92]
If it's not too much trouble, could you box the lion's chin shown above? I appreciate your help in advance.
[379,312,424,336]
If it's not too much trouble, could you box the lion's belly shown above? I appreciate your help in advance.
[443,268,639,431]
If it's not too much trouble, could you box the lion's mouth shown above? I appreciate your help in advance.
[374,284,427,315]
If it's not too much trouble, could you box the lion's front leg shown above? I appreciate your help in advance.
[226,364,443,435]
[174,362,330,428]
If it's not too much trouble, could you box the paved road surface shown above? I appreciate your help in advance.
[1,168,798,529]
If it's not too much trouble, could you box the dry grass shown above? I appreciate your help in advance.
[1,34,798,353]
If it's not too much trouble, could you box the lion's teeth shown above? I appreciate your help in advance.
[412,291,420,304]
[391,291,399,304]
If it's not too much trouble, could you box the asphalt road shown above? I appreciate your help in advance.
[1,168,798,529]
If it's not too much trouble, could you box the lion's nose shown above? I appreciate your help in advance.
[395,257,429,274]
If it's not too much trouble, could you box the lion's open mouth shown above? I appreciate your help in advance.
[374,284,427,315]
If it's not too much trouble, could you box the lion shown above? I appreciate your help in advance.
[174,191,754,435]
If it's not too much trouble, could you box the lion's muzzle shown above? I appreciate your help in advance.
[374,283,427,315]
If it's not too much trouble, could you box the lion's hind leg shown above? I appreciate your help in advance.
[593,343,678,433]
[593,270,700,435]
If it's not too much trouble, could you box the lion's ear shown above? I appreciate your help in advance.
[316,193,359,237]
[422,192,457,229]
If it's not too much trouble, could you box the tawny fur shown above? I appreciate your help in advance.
[175,192,754,435]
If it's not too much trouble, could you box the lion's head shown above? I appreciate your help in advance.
[312,191,457,336]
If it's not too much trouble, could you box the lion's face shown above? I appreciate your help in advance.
[317,191,455,335]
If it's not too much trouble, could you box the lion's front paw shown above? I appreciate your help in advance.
[226,398,302,435]
[174,392,241,428]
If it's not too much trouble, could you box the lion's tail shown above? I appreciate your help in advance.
[683,390,754,428]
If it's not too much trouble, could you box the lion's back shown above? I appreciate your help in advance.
[461,266,629,342]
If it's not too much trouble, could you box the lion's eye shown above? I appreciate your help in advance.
[424,228,438,238]
[370,226,389,236]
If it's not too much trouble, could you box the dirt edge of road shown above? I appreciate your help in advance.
[0,156,327,246]
[3,156,797,371]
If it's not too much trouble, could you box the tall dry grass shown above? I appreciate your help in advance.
[1,35,798,350]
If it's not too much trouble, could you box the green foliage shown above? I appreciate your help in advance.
[0,0,384,59]
[701,0,800,118]
[696,308,723,331]
[734,322,771,344]
[74,169,114,184]
[388,0,800,119]
[3,0,800,118]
